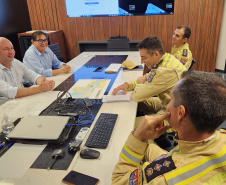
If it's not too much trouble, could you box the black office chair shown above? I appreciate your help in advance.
[48,43,64,62]
[107,36,129,51]
[189,59,197,70]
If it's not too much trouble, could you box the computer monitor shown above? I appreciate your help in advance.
[65,0,174,17]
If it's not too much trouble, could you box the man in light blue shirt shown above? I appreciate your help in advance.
[23,31,71,77]
[0,37,55,105]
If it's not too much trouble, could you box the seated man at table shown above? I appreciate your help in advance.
[112,71,226,185]
[171,25,193,69]
[23,31,71,77]
[0,37,55,105]
[112,36,187,116]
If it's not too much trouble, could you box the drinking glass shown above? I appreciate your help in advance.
[1,114,14,135]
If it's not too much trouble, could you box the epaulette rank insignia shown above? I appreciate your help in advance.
[147,71,156,82]
[145,156,176,183]
[182,49,188,57]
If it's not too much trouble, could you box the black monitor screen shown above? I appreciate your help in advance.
[66,0,174,17]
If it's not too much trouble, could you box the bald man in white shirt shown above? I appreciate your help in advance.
[0,37,55,105]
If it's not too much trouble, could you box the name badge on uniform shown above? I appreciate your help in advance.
[145,156,176,183]
[147,71,156,82]
[182,49,188,57]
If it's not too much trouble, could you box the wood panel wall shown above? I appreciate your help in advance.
[26,0,224,72]
[0,0,31,61]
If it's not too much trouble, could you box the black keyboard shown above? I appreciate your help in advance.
[85,113,118,149]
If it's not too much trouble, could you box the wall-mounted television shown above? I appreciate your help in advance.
[66,0,174,17]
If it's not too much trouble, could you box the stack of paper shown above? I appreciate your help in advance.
[102,94,131,103]
[105,63,121,74]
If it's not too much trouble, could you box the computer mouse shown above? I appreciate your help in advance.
[80,149,100,159]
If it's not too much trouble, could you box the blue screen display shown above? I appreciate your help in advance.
[66,0,174,17]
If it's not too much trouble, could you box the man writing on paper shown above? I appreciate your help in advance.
[0,37,55,105]
[112,36,187,117]
[112,71,226,185]
[23,31,71,77]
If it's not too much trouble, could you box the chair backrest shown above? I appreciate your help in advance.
[107,37,129,51]
[189,59,197,70]
[48,43,64,62]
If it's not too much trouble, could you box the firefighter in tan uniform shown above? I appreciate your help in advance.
[112,71,226,185]
[112,36,187,117]
[171,25,193,70]
[171,42,192,70]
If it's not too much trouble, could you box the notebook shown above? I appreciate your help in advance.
[7,116,70,141]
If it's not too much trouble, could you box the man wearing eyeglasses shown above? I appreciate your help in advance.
[23,31,71,77]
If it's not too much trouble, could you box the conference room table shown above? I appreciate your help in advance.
[0,51,143,185]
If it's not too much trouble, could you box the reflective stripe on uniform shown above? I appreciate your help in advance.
[163,119,174,133]
[165,145,226,185]
[178,50,182,58]
[132,81,137,89]
[120,144,143,166]
[162,54,169,66]
[166,55,173,68]
[162,54,173,67]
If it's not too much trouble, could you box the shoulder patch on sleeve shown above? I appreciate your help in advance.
[180,59,187,65]
[147,71,156,82]
[182,49,188,57]
[145,156,176,183]
[129,167,143,185]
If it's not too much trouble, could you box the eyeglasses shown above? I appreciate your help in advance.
[35,39,48,44]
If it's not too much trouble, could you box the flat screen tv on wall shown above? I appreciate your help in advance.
[66,0,174,17]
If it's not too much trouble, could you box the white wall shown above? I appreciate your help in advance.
[216,0,226,71]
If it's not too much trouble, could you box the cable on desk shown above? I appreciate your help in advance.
[50,91,74,113]
[41,91,69,115]
[57,91,72,100]
[66,99,94,126]
[47,91,94,126]
[0,142,5,149]
[0,142,13,157]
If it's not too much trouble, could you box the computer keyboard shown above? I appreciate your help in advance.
[85,113,118,149]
